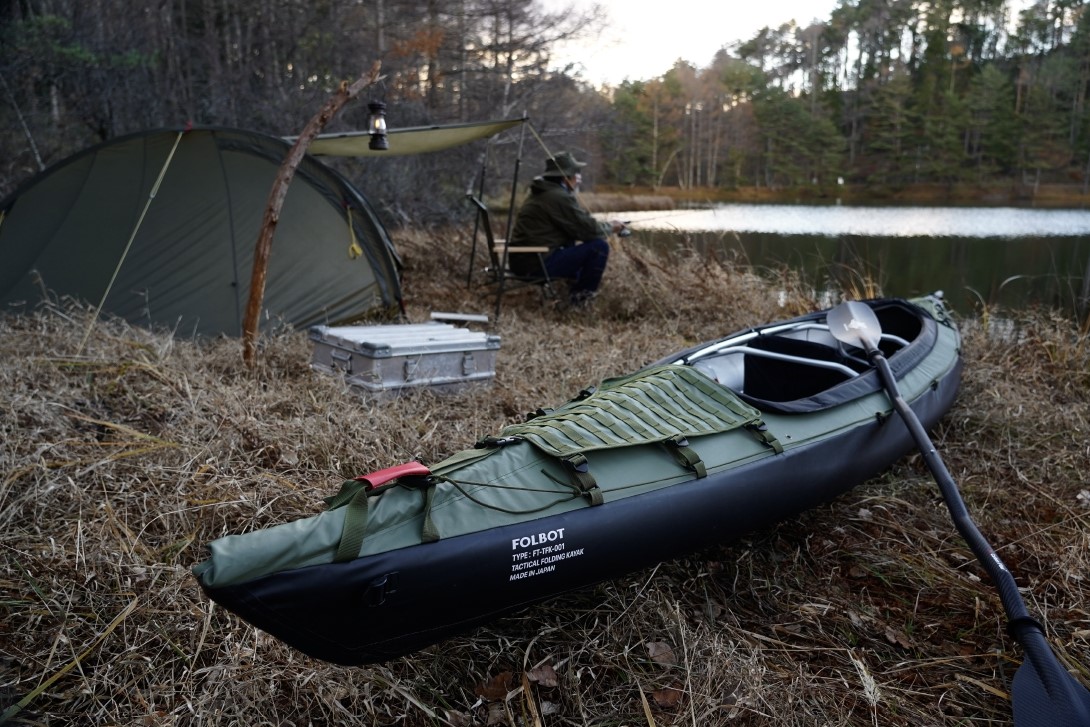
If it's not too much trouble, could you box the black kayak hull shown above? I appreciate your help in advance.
[201,299,962,665]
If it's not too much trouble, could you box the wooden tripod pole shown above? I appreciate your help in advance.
[242,62,382,366]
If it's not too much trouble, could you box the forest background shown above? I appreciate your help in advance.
[3,0,1090,225]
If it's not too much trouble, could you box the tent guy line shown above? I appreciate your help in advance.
[77,131,184,355]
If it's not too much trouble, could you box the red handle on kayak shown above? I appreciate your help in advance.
[354,461,431,491]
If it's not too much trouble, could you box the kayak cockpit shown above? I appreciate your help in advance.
[672,299,932,405]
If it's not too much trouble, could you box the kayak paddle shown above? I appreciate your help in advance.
[826,300,1090,726]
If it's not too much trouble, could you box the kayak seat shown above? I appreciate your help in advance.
[689,336,866,401]
[741,336,868,402]
[871,303,926,356]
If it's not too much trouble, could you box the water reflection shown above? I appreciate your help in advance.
[620,205,1090,313]
[624,203,1090,238]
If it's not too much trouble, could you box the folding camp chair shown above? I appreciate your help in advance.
[467,195,556,317]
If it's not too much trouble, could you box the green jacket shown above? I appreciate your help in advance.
[509,177,611,252]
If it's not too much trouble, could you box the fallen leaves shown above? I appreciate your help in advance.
[645,640,677,665]
[644,640,686,710]
[475,662,560,702]
[526,663,559,688]
[474,670,515,702]
[884,626,914,649]
[472,645,691,723]
[474,664,563,727]
[650,684,685,709]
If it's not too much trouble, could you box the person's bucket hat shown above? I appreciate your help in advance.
[543,151,587,178]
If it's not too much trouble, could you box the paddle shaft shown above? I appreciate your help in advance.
[867,349,1025,615]
[866,344,1090,722]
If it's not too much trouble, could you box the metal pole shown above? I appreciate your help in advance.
[494,115,528,321]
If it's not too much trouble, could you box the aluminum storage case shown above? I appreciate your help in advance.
[309,322,500,395]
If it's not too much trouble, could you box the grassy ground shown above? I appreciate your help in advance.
[2,229,1089,726]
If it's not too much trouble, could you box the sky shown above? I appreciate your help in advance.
[541,0,841,87]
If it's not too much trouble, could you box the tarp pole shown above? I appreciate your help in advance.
[465,151,489,289]
[493,117,528,321]
[503,117,527,244]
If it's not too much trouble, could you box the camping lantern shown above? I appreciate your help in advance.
[367,102,388,151]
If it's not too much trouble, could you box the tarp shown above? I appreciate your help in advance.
[0,127,403,336]
[302,117,526,157]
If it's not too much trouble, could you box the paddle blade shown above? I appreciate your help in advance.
[1012,656,1090,726]
[827,301,882,351]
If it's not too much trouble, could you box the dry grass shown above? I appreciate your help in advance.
[578,193,676,214]
[2,229,1089,726]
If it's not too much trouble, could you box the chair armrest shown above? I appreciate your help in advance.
[493,244,550,254]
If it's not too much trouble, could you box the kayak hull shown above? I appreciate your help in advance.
[196,297,962,665]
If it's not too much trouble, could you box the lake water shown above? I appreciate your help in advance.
[623,204,1090,313]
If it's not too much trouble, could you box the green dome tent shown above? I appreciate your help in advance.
[0,126,403,336]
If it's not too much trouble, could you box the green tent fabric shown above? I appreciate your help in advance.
[0,127,403,336]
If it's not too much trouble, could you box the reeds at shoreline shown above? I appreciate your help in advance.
[2,229,1088,726]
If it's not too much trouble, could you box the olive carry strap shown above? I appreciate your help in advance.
[561,453,603,505]
[327,462,433,563]
[746,422,784,454]
[663,434,707,478]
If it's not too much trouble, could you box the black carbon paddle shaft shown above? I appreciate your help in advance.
[870,350,1090,726]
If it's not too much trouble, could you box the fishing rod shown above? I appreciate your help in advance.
[611,208,726,236]
[617,209,710,224]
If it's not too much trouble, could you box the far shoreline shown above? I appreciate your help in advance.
[583,182,1090,212]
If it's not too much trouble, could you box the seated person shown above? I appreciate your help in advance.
[508,151,626,306]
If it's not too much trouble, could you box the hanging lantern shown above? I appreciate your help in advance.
[367,102,389,151]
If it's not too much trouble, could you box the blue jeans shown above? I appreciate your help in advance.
[544,238,610,298]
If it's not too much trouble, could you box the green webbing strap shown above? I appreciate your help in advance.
[332,481,371,563]
[565,413,622,446]
[653,382,733,430]
[747,421,785,454]
[325,478,364,509]
[420,483,440,542]
[563,453,603,506]
[676,368,762,418]
[501,364,764,458]
[430,444,499,475]
[621,382,699,433]
[593,393,659,439]
[329,475,441,561]
[663,435,707,478]
[525,416,604,451]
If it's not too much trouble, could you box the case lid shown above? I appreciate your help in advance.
[309,322,500,357]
